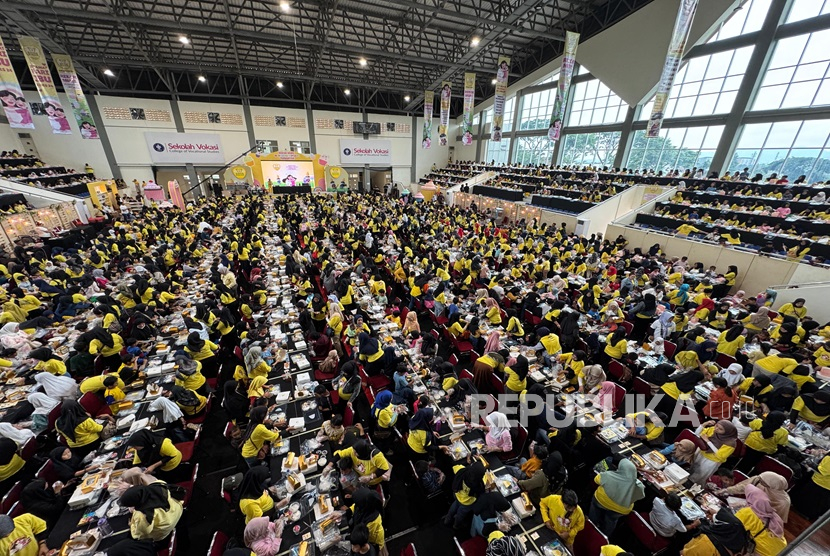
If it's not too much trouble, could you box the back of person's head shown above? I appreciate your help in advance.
[561,489,578,509]
[331,414,343,426]
[338,457,353,470]
[665,493,682,512]
[415,460,429,476]
[533,444,548,460]
[350,523,370,550]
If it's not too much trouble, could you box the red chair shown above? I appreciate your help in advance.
[343,404,354,427]
[470,350,480,364]
[620,321,634,335]
[627,511,670,554]
[663,340,677,361]
[451,335,474,356]
[675,428,708,450]
[733,469,751,484]
[35,460,60,484]
[716,353,737,369]
[157,530,177,556]
[572,519,609,556]
[429,329,440,342]
[20,437,37,460]
[175,427,201,463]
[208,531,229,556]
[632,377,652,399]
[611,383,626,414]
[498,425,528,464]
[6,500,23,518]
[365,386,376,406]
[523,309,541,326]
[489,373,504,394]
[186,394,213,425]
[754,456,795,489]
[47,403,62,431]
[78,391,109,417]
[608,360,626,382]
[359,367,391,393]
[458,535,486,556]
[448,353,460,366]
[400,543,418,556]
[0,481,22,514]
[222,422,235,442]
[459,369,474,382]
[176,463,199,506]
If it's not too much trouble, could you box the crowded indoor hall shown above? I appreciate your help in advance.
[3,0,830,556]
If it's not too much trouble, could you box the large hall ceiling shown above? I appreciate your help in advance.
[0,0,654,114]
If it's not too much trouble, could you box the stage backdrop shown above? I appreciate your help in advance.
[245,151,329,191]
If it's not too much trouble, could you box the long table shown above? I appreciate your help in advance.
[472,185,524,202]
[531,194,595,214]
[272,185,312,195]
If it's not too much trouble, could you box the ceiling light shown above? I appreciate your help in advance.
[404,95,411,102]
[359,58,367,67]
[179,36,190,45]
[276,81,284,88]
[197,75,206,82]
[491,78,497,85]
[470,36,480,47]
[280,1,290,12]
[344,89,351,96]
[103,68,115,77]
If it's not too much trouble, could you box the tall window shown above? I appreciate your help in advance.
[502,97,516,133]
[568,79,628,126]
[752,29,830,110]
[518,89,556,131]
[786,0,830,23]
[560,131,621,167]
[484,138,511,164]
[641,47,753,118]
[627,126,724,171]
[728,120,830,182]
[514,136,555,166]
[707,0,770,43]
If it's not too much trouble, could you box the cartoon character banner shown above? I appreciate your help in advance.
[0,37,34,129]
[18,36,71,134]
[461,73,476,146]
[647,0,699,137]
[422,90,434,149]
[53,54,98,139]
[548,31,580,141]
[492,56,510,142]
[438,81,452,147]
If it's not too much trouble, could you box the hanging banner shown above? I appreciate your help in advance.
[647,0,699,137]
[461,73,476,146]
[548,31,580,142]
[18,36,71,134]
[438,81,452,147]
[0,38,34,129]
[492,56,510,142]
[52,54,98,139]
[422,90,434,149]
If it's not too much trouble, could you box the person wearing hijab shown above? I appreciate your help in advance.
[184,331,220,378]
[243,516,285,556]
[656,369,704,417]
[446,377,477,408]
[716,472,791,523]
[161,383,207,417]
[476,412,513,454]
[357,333,385,377]
[223,380,250,425]
[790,390,830,426]
[737,374,774,406]
[28,347,67,376]
[533,327,562,366]
[318,349,339,376]
[688,420,738,485]
[126,430,183,477]
[55,399,108,455]
[402,311,420,336]
[742,306,771,338]
[681,506,748,556]
[650,310,675,341]
[371,389,400,434]
[717,324,746,358]
[19,479,65,528]
[445,461,486,529]
[0,438,24,486]
[331,439,390,486]
[674,340,717,372]
[49,446,87,482]
[588,459,645,536]
[740,411,789,472]
[593,382,619,417]
[244,346,270,380]
[121,482,183,541]
[704,377,738,421]
[658,438,697,467]
[735,484,787,556]
[0,513,48,556]
[764,385,797,414]
[578,364,606,395]
[602,328,627,367]
[472,352,505,394]
[406,407,436,459]
[173,352,207,395]
[350,487,385,551]
[503,355,529,395]
[240,406,281,465]
[239,466,276,523]
[716,362,744,387]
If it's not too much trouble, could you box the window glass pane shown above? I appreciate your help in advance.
[519,89,556,131]
[484,138,511,164]
[762,67,796,86]
[752,84,788,110]
[786,0,824,23]
[567,77,628,126]
[766,121,802,147]
[627,126,724,172]
[768,35,809,69]
[781,81,820,108]
[707,0,770,43]
[560,131,621,167]
[514,136,555,166]
[715,91,738,113]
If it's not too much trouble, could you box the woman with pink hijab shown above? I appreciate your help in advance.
[735,484,787,556]
[593,381,618,416]
[402,311,420,336]
[244,516,286,556]
[483,330,501,353]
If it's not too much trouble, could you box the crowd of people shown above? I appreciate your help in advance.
[0,151,97,192]
[0,185,829,556]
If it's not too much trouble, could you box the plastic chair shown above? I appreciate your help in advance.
[620,321,634,335]
[523,309,541,326]
[343,404,355,427]
[359,366,391,393]
[489,373,505,394]
[608,360,626,381]
[47,403,62,431]
[176,463,199,506]
[175,426,201,463]
[572,518,609,556]
[157,530,177,556]
[78,391,109,417]
[20,437,37,460]
[0,481,22,514]
[498,425,528,464]
[186,393,213,425]
[675,428,708,450]
[223,422,235,442]
[663,340,677,361]
[459,369,474,382]
[632,377,652,399]
[754,456,795,489]
[459,535,486,556]
[611,383,626,414]
[6,500,23,518]
[35,460,60,484]
[627,511,670,554]
[207,531,229,556]
[716,353,737,369]
[400,543,418,556]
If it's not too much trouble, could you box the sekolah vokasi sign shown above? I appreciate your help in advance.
[144,132,226,164]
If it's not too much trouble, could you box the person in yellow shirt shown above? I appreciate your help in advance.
[777,298,807,321]
[238,466,276,523]
[717,325,746,357]
[503,355,529,394]
[55,399,111,456]
[184,332,219,377]
[29,347,67,376]
[126,430,183,478]
[540,489,585,547]
[690,420,738,485]
[602,328,627,365]
[0,513,48,556]
[0,438,25,483]
[332,440,390,486]
[740,411,789,473]
[753,353,803,382]
[589,459,645,536]
[735,485,787,556]
[676,223,702,236]
[484,298,502,325]
[350,487,386,551]
[444,462,486,528]
[789,391,830,427]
